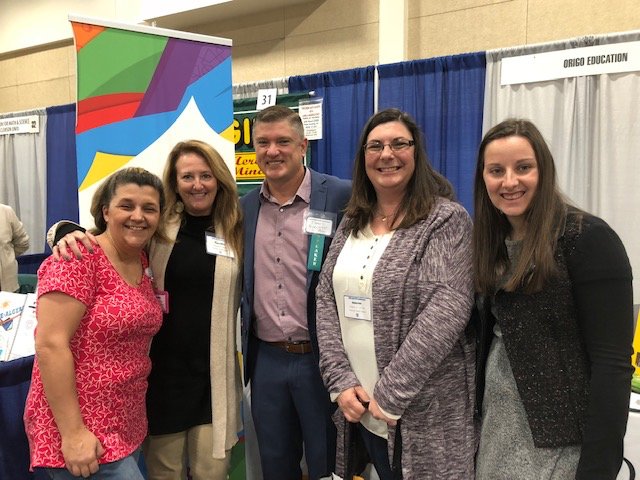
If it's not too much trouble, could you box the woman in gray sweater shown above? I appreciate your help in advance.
[316,109,476,479]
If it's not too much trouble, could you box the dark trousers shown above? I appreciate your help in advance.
[251,340,336,480]
[355,423,402,480]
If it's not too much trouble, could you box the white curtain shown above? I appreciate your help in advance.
[233,77,289,100]
[483,31,640,302]
[0,109,47,254]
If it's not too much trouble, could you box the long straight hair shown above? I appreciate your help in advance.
[473,119,567,294]
[344,109,454,236]
[163,140,243,259]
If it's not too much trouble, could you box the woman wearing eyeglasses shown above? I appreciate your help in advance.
[315,109,476,479]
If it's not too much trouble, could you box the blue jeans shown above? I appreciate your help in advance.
[40,451,143,480]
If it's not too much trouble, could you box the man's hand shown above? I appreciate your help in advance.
[53,231,97,261]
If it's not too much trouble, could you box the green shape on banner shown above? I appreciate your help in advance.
[77,29,167,100]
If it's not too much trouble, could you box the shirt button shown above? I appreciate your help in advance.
[360,276,364,280]
[279,208,284,213]
[278,231,282,236]
[278,284,282,289]
[276,257,280,263]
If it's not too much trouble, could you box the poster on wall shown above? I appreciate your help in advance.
[233,93,310,196]
[69,15,234,225]
[0,292,28,361]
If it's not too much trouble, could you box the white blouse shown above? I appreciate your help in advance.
[331,224,394,438]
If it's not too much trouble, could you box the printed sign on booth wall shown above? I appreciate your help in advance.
[501,41,640,85]
[0,115,39,136]
[298,98,323,140]
[0,292,29,361]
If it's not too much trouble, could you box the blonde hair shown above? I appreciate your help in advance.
[162,140,243,259]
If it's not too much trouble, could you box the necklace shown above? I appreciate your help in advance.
[377,212,390,222]
[375,205,400,223]
[105,231,142,286]
[106,231,123,259]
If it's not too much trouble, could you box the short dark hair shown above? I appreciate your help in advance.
[252,105,305,140]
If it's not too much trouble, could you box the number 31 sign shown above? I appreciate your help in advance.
[256,88,277,110]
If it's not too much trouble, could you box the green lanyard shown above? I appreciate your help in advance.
[307,234,326,271]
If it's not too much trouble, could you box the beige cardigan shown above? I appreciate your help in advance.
[148,214,243,459]
[0,203,30,292]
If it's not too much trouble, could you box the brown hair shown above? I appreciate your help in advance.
[473,118,568,294]
[252,105,305,140]
[163,140,243,259]
[90,167,168,242]
[344,108,454,236]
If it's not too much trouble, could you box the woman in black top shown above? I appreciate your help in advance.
[473,119,634,479]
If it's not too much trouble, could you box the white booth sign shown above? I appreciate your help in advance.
[0,115,39,135]
[501,41,640,85]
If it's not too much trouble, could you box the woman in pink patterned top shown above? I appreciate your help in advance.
[24,168,168,479]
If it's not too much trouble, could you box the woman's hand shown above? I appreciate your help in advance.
[368,397,397,426]
[61,426,105,478]
[54,231,98,261]
[337,385,370,423]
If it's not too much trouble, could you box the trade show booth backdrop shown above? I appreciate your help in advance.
[4,30,640,304]
[1,28,640,480]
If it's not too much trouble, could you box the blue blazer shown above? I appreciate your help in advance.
[240,169,351,385]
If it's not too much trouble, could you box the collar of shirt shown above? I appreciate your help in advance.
[259,167,312,206]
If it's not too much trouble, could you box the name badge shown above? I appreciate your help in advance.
[205,231,234,258]
[155,290,169,313]
[303,209,337,237]
[344,295,372,321]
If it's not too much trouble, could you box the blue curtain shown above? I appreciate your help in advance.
[288,67,375,179]
[46,104,79,229]
[378,52,486,213]
[0,356,47,479]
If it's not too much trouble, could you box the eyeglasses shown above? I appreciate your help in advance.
[363,140,415,154]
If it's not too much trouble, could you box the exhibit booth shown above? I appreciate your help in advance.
[2,22,640,480]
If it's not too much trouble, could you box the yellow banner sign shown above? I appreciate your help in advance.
[236,152,264,181]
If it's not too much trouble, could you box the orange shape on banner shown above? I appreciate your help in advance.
[72,22,106,51]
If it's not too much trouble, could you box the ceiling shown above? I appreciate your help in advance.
[146,0,317,30]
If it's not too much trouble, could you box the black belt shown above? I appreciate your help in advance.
[263,340,312,354]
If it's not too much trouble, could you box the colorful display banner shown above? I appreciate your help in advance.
[70,16,234,225]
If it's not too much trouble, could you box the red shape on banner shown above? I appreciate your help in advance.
[76,93,144,134]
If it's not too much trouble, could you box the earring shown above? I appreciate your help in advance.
[175,201,184,214]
